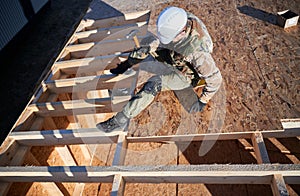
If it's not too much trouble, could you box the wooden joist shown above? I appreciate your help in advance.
[53,53,128,76]
[75,23,148,44]
[127,128,300,143]
[9,128,300,146]
[63,35,147,59]
[251,132,270,164]
[27,96,130,116]
[0,165,299,184]
[9,129,121,146]
[80,10,150,31]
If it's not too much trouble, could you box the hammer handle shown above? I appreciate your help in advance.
[133,36,140,48]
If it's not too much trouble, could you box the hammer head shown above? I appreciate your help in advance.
[126,29,140,39]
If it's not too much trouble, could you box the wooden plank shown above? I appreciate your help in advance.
[56,146,77,166]
[112,132,128,166]
[9,145,30,166]
[10,129,121,146]
[76,23,148,44]
[127,128,300,143]
[0,165,299,184]
[53,53,128,75]
[29,117,45,130]
[271,174,289,196]
[27,96,130,117]
[66,36,146,59]
[44,73,136,94]
[72,183,85,196]
[262,128,300,138]
[81,10,150,31]
[10,128,300,146]
[111,174,125,196]
[251,132,270,164]
[281,119,300,129]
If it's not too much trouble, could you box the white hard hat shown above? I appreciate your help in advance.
[157,7,188,44]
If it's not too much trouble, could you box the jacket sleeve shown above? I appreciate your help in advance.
[189,51,222,103]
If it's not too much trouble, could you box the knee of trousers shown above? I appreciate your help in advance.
[142,76,162,96]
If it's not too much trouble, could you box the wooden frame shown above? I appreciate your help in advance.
[0,6,299,196]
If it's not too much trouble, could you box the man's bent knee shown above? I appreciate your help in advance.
[142,77,162,96]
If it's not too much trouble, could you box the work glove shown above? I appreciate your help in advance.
[110,47,150,75]
[130,46,150,59]
[128,46,150,65]
[189,99,206,113]
[110,60,133,75]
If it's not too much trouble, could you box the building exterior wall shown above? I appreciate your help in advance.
[0,0,50,50]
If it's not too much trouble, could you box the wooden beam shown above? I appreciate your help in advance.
[44,73,136,94]
[111,174,125,196]
[10,129,121,146]
[112,132,128,166]
[10,128,300,146]
[0,165,299,184]
[81,10,150,31]
[75,23,148,44]
[56,146,77,166]
[281,119,300,129]
[251,132,270,164]
[53,53,128,76]
[27,96,130,117]
[127,128,300,143]
[271,174,289,196]
[65,36,146,59]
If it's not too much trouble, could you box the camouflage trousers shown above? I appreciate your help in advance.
[122,61,198,119]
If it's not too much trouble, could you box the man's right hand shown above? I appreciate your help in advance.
[110,60,132,75]
[110,47,150,75]
[127,46,150,65]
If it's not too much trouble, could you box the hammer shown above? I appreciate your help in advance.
[126,29,140,48]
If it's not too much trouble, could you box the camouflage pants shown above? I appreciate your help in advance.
[122,62,198,118]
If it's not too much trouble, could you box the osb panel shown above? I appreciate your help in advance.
[124,183,176,196]
[177,184,273,196]
[124,142,178,165]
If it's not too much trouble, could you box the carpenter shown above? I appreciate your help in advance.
[97,6,222,133]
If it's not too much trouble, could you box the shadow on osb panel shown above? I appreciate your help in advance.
[84,0,123,20]
[264,138,298,164]
[277,137,300,162]
[176,140,274,195]
[204,184,272,196]
[176,140,256,164]
[237,5,278,25]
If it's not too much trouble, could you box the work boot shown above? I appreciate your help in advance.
[96,112,129,133]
